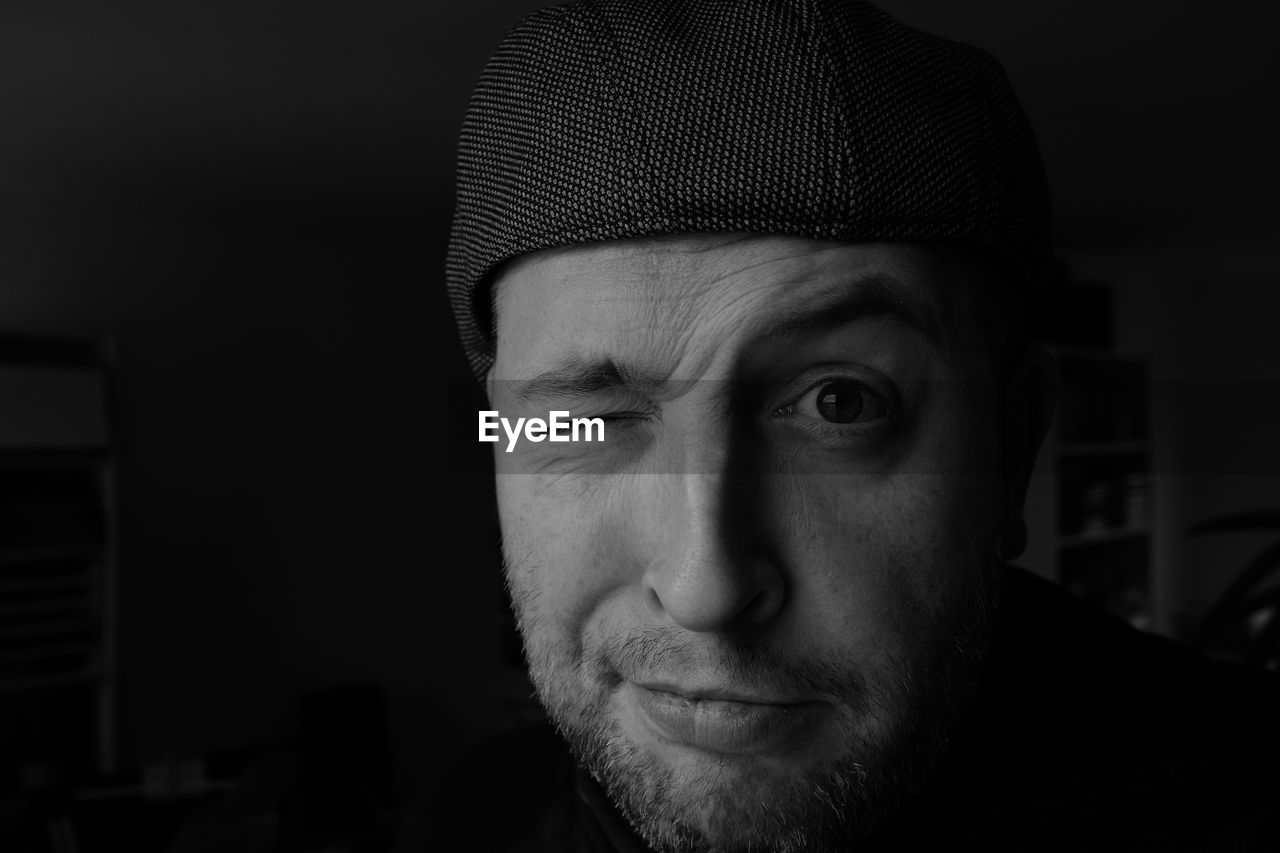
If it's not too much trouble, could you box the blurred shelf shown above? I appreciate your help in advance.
[0,544,101,563]
[0,668,100,695]
[0,619,100,641]
[1058,526,1150,549]
[1024,341,1158,630]
[0,447,108,466]
[0,334,118,778]
[1058,441,1149,458]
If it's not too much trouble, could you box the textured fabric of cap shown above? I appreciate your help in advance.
[448,0,1052,378]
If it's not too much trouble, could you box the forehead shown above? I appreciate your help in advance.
[490,234,983,380]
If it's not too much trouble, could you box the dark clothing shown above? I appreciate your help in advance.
[395,568,1280,851]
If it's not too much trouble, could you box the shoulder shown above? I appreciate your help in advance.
[900,567,1280,850]
[998,566,1280,749]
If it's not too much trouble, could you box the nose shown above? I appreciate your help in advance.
[640,469,785,633]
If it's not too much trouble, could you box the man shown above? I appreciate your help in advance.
[409,1,1280,850]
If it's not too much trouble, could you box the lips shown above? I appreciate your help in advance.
[629,682,827,755]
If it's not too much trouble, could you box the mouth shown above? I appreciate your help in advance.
[636,682,800,704]
[627,682,828,755]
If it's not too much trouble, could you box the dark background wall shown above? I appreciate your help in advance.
[1,0,1276,806]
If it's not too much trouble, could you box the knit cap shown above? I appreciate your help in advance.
[447,0,1051,377]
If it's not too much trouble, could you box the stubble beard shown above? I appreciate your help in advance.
[507,556,1001,853]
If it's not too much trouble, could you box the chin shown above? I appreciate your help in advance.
[527,650,923,853]
[512,563,1002,852]
[579,698,898,853]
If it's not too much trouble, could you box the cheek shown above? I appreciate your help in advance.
[780,470,1001,651]
[497,474,629,636]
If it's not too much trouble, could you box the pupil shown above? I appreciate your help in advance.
[816,381,864,423]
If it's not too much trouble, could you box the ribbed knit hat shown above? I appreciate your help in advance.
[448,0,1051,378]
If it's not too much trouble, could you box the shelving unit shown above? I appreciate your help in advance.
[0,336,118,790]
[1023,347,1155,630]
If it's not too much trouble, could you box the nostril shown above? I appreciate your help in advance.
[645,586,664,614]
[739,577,784,626]
[642,555,785,633]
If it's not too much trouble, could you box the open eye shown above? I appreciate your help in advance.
[792,378,892,425]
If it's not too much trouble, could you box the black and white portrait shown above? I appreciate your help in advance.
[1,2,1278,851]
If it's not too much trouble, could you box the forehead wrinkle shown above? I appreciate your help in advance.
[577,246,933,383]
[581,246,789,383]
[645,268,787,382]
[495,237,963,386]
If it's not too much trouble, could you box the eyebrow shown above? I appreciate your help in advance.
[512,274,943,405]
[514,357,652,406]
[761,274,944,353]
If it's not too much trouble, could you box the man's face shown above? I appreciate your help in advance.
[489,235,1012,851]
